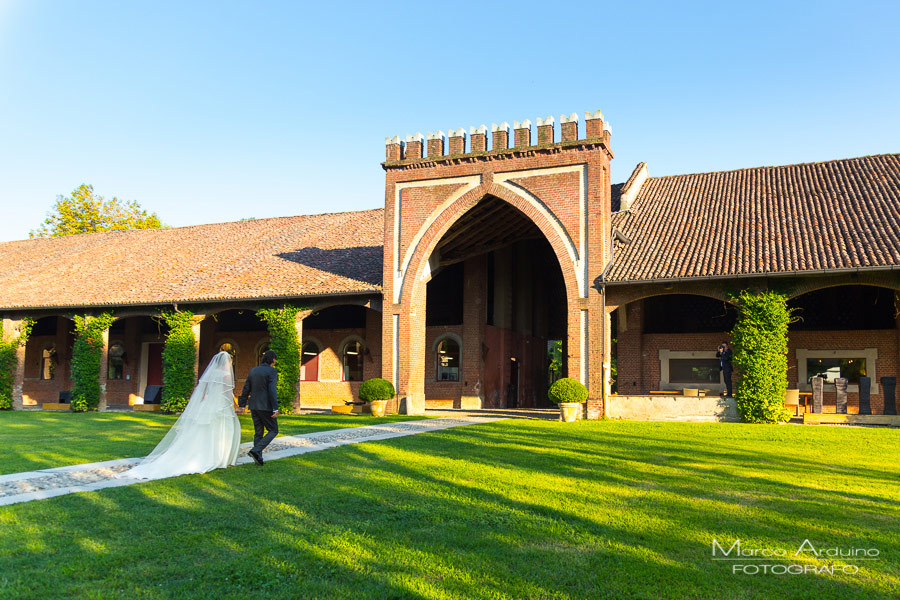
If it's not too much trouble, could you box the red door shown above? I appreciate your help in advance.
[147,343,164,386]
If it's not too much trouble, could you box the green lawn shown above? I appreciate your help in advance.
[1,418,899,599]
[0,411,422,474]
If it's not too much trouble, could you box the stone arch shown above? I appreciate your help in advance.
[400,182,582,308]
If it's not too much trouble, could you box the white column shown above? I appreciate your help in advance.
[98,328,110,411]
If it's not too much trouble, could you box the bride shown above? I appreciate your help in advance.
[121,350,241,480]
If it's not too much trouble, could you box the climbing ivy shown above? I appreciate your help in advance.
[70,312,117,412]
[0,319,34,410]
[258,305,303,414]
[159,310,197,413]
[730,290,793,423]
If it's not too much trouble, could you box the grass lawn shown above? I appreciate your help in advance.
[1,418,899,599]
[0,411,423,475]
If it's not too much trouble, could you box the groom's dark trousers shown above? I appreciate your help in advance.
[238,363,279,455]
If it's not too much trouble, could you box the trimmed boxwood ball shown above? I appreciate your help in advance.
[359,378,395,402]
[548,378,588,404]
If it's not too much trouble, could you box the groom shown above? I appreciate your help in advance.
[238,350,279,466]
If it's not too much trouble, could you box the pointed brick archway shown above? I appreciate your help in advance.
[381,122,613,416]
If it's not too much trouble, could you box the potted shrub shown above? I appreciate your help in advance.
[548,378,587,422]
[358,378,395,417]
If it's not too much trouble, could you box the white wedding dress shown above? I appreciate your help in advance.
[121,351,241,480]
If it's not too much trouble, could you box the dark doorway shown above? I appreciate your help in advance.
[147,343,164,386]
[508,358,520,408]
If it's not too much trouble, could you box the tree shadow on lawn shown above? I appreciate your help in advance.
[449,422,900,502]
[3,426,899,600]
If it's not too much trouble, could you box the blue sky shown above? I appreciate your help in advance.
[0,0,898,242]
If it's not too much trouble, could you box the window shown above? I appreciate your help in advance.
[301,341,319,382]
[669,359,721,384]
[41,346,57,380]
[807,358,866,384]
[256,342,270,366]
[436,338,460,381]
[108,342,125,380]
[342,340,364,381]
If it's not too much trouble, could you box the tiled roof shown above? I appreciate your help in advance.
[0,209,385,309]
[608,154,900,283]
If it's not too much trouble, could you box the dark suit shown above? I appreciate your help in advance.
[717,347,734,397]
[239,364,279,455]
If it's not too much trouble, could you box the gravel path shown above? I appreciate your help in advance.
[0,417,504,507]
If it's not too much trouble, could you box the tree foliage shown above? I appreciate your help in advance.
[0,320,33,410]
[258,305,304,414]
[159,310,198,414]
[70,313,117,412]
[30,184,164,238]
[731,290,793,423]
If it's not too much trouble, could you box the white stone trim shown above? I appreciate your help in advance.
[619,163,649,211]
[580,309,588,385]
[658,349,725,392]
[392,314,399,388]
[393,175,482,303]
[796,348,878,394]
[495,164,587,298]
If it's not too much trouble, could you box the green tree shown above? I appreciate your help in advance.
[30,184,164,238]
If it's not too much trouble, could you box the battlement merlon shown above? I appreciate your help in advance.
[383,109,612,165]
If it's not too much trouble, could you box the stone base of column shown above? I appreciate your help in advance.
[460,395,482,410]
[586,399,603,420]
[400,392,426,415]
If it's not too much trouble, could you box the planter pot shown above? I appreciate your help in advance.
[369,400,388,417]
[559,402,582,422]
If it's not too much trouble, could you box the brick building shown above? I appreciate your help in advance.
[2,110,899,417]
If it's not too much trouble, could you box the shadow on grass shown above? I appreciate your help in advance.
[0,420,898,599]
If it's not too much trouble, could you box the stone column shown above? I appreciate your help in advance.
[858,376,872,414]
[2,318,27,410]
[191,316,205,383]
[882,376,897,415]
[834,377,848,414]
[294,314,303,411]
[98,328,110,411]
[812,376,824,413]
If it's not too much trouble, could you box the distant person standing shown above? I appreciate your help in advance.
[717,342,734,397]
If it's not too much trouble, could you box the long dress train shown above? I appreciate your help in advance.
[121,351,241,480]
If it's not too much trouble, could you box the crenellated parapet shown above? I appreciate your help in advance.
[384,109,612,165]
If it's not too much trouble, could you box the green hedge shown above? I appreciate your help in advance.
[359,378,395,402]
[731,290,793,423]
[548,378,588,404]
[258,305,303,414]
[0,319,33,410]
[160,310,197,414]
[70,313,116,412]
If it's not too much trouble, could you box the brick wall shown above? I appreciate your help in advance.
[383,115,612,416]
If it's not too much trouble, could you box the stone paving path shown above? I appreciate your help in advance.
[0,417,504,507]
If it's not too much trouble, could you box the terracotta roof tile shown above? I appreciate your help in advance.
[608,154,900,282]
[0,209,384,309]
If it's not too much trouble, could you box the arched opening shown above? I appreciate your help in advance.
[300,304,382,408]
[613,293,736,395]
[420,195,568,409]
[200,309,268,395]
[105,316,169,407]
[787,284,898,413]
[23,316,76,406]
[300,340,320,382]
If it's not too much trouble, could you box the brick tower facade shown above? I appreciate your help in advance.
[381,111,613,417]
